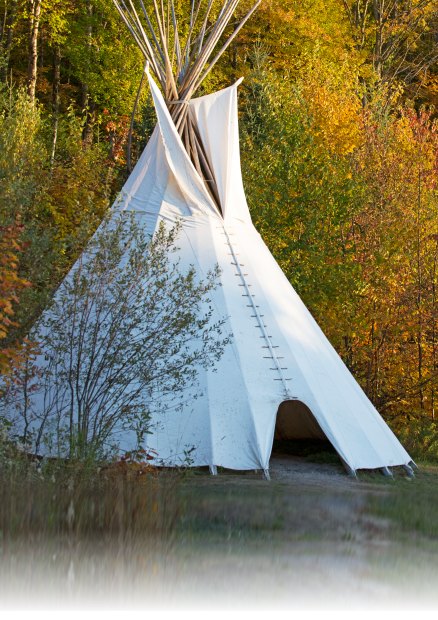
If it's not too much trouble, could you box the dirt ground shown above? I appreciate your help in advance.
[2,453,438,610]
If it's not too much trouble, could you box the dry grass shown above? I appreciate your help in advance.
[0,456,182,553]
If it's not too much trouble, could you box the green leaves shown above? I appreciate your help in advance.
[2,215,229,459]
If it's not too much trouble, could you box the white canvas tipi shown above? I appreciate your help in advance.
[5,1,413,477]
[114,67,413,477]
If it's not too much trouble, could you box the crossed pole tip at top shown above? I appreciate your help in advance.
[113,0,260,214]
[113,0,261,104]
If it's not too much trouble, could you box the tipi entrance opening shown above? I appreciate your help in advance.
[272,400,339,462]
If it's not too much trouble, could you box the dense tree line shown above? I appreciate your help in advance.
[1,1,437,457]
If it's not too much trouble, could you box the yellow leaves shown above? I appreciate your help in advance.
[301,72,362,156]
[339,101,438,416]
[251,0,363,77]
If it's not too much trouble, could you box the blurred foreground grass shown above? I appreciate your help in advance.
[2,453,438,550]
[1,450,438,606]
[0,456,181,557]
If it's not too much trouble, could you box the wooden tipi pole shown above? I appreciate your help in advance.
[112,0,261,213]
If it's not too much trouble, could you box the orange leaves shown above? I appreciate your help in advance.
[345,103,438,415]
[104,113,130,165]
[0,220,31,376]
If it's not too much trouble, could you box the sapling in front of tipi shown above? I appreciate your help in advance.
[4,0,414,477]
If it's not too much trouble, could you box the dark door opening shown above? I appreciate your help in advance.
[273,400,339,462]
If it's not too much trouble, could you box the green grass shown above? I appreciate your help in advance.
[366,465,438,539]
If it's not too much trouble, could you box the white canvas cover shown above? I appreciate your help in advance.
[113,71,412,473]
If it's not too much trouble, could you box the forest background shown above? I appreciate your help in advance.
[0,0,437,460]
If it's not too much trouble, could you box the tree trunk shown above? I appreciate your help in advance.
[372,0,384,80]
[81,1,93,143]
[27,0,42,102]
[431,247,437,419]
[50,45,61,168]
[416,168,425,410]
[0,0,17,82]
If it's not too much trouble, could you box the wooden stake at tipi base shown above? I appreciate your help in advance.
[113,0,261,212]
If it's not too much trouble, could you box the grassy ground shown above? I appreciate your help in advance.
[364,462,438,537]
[177,462,438,548]
[1,450,438,608]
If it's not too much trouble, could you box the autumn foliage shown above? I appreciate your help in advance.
[0,221,29,375]
[0,0,437,458]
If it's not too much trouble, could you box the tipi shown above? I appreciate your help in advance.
[137,71,414,477]
[9,1,414,478]
[108,1,413,477]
